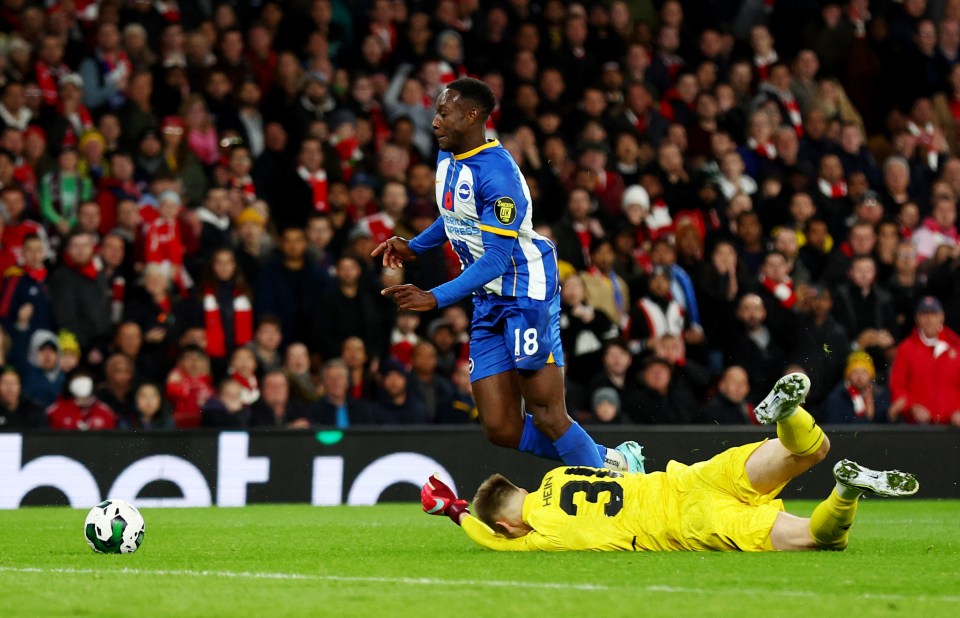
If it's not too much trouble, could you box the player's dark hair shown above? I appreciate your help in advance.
[473,473,523,532]
[446,77,496,119]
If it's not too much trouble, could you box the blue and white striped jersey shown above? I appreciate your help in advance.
[434,139,559,301]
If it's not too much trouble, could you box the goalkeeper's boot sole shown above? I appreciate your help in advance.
[754,373,811,425]
[615,441,645,474]
[833,459,919,497]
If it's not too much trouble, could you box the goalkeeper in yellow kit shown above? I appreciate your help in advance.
[421,373,919,551]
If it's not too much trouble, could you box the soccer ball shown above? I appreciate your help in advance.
[83,499,145,554]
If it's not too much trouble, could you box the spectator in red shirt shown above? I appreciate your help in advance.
[165,344,214,428]
[0,185,48,264]
[47,372,117,431]
[355,180,408,245]
[245,23,278,93]
[33,33,69,107]
[890,296,960,426]
[97,150,142,235]
[143,190,188,290]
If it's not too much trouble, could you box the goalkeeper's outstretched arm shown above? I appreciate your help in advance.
[421,474,556,551]
[459,514,548,551]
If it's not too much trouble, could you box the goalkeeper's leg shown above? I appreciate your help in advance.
[772,461,919,550]
[808,460,919,549]
[746,373,830,495]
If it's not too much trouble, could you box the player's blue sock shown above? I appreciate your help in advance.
[551,421,605,467]
[518,415,608,465]
[518,414,561,459]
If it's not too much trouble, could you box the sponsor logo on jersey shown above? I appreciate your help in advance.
[456,181,473,202]
[441,214,480,236]
[494,197,516,225]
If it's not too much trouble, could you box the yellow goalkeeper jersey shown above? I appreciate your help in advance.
[461,443,785,552]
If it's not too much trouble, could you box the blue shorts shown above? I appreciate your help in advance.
[467,293,565,383]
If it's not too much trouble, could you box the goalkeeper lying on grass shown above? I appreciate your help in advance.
[422,373,919,552]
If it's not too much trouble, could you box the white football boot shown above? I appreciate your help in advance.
[833,459,919,497]
[754,372,811,424]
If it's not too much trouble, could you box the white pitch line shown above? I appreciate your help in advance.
[643,584,960,603]
[0,566,957,603]
[0,566,608,591]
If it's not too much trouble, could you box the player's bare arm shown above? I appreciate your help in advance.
[371,236,417,269]
[381,284,438,311]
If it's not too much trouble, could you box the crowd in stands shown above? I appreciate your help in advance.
[0,0,959,432]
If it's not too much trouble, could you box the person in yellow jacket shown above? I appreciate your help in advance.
[422,373,918,551]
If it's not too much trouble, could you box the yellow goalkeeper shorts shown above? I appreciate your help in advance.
[666,440,785,552]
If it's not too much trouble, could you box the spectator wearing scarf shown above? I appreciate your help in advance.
[824,351,889,424]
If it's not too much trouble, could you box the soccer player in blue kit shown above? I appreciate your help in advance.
[373,77,643,473]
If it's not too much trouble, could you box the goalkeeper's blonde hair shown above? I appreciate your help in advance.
[473,474,523,532]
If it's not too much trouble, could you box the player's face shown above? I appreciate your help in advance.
[433,90,477,153]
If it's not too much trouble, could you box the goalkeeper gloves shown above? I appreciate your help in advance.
[421,474,469,525]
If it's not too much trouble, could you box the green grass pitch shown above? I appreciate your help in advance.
[1,501,958,617]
